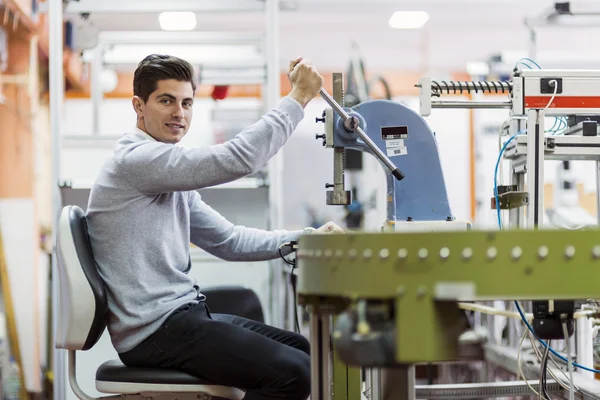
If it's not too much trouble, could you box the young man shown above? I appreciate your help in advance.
[86,54,342,400]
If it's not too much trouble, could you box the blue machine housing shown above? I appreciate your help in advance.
[333,99,453,221]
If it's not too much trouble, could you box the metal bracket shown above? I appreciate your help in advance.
[491,191,529,210]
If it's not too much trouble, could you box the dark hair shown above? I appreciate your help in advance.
[133,54,197,102]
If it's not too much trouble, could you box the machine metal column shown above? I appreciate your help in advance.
[309,309,332,400]
[596,160,600,225]
[526,110,545,228]
[49,0,65,398]
[381,366,415,400]
[265,0,286,329]
[91,45,103,135]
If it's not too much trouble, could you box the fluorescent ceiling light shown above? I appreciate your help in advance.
[388,11,429,29]
[159,12,197,31]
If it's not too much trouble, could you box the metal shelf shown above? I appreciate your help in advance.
[58,177,267,191]
[45,0,282,14]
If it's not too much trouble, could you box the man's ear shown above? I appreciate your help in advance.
[132,96,144,117]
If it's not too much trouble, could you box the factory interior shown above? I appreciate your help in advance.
[6,0,600,399]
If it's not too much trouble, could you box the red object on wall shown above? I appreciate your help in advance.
[211,85,229,101]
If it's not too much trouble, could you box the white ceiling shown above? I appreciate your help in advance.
[66,0,600,73]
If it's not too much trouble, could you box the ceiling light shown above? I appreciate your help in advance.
[159,12,197,31]
[388,11,430,29]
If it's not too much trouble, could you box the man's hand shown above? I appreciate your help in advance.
[315,221,344,234]
[288,57,324,108]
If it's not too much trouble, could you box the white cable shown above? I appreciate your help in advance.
[518,328,541,397]
[459,302,532,320]
[563,321,575,400]
[538,80,559,124]
[459,302,593,320]
[528,331,582,396]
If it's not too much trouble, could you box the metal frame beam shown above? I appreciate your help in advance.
[45,0,275,14]
[49,1,66,398]
[97,31,264,46]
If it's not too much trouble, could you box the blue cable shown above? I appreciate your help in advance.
[516,57,542,69]
[513,57,563,134]
[493,132,522,229]
[513,301,600,374]
[494,131,600,373]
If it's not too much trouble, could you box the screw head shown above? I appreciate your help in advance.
[487,247,497,260]
[462,247,473,260]
[398,248,408,259]
[439,247,450,259]
[512,246,522,260]
[592,245,600,259]
[565,245,576,259]
[538,246,549,259]
[380,248,390,259]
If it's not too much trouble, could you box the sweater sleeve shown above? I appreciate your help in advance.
[118,96,304,194]
[188,191,305,261]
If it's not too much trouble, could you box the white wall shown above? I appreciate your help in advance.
[0,200,42,393]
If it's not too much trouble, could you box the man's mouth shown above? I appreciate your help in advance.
[165,123,185,130]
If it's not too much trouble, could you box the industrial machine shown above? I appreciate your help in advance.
[297,68,600,400]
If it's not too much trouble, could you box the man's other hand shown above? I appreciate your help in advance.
[315,221,344,234]
[288,57,324,108]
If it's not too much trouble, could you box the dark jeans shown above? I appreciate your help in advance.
[119,302,311,400]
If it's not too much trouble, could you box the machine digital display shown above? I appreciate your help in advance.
[381,126,408,140]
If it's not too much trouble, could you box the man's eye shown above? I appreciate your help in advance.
[184,102,193,108]
[161,99,171,104]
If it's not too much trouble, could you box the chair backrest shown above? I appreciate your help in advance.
[202,286,265,323]
[56,205,108,351]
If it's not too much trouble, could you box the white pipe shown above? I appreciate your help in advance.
[49,0,65,399]
[91,46,103,135]
[458,303,533,320]
[458,302,596,320]
[577,316,595,379]
[265,0,285,329]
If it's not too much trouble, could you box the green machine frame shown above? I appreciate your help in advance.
[297,228,600,399]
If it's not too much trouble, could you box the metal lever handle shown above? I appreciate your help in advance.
[318,88,405,181]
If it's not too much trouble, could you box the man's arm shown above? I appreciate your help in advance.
[118,97,303,194]
[188,191,305,261]
[118,58,323,195]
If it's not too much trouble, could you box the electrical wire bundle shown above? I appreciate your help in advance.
[515,57,567,135]
[279,243,301,334]
[492,60,595,397]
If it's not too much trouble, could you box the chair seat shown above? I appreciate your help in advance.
[96,359,245,399]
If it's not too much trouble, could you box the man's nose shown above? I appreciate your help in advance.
[172,105,184,118]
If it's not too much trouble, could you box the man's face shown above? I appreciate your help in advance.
[132,79,194,144]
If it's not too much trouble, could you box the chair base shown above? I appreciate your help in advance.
[96,380,245,399]
[95,359,245,400]
[92,394,237,400]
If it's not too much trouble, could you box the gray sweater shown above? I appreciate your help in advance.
[86,96,305,353]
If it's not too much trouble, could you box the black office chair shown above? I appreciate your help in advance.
[203,286,265,323]
[56,205,245,400]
